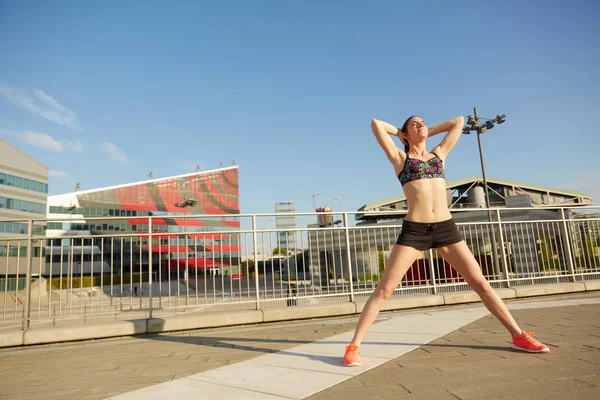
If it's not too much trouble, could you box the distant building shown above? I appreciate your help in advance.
[46,166,240,278]
[275,201,296,253]
[571,212,600,241]
[307,176,594,285]
[0,137,49,275]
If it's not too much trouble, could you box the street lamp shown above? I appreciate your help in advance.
[462,107,507,277]
[462,108,506,210]
[174,199,197,286]
[60,204,77,303]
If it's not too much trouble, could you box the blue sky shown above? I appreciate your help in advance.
[1,0,599,218]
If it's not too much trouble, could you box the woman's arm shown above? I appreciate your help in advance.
[430,116,465,159]
[371,119,404,166]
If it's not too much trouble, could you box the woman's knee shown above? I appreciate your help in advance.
[374,285,395,300]
[470,279,493,296]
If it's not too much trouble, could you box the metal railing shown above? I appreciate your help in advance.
[1,206,599,331]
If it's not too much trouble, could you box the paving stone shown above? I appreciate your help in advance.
[3,291,600,400]
[307,293,600,400]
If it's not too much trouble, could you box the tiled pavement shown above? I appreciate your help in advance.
[0,292,599,399]
[307,299,600,400]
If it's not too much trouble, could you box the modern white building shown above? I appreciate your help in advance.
[0,137,49,275]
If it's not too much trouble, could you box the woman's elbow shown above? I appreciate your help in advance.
[370,119,380,131]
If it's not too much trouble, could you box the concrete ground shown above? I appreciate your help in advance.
[0,292,599,399]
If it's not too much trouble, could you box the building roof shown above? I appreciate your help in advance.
[0,137,48,172]
[358,175,593,212]
[49,165,239,197]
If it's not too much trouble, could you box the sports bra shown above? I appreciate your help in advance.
[397,152,445,186]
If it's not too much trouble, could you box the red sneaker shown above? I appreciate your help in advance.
[512,331,550,353]
[343,343,361,366]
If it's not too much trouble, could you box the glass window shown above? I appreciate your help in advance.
[22,179,29,190]
[37,182,43,192]
[30,202,36,213]
[15,177,22,188]
[89,208,97,216]
[0,173,5,184]
[7,175,14,186]
[0,222,4,232]
[13,199,20,211]
[0,197,4,208]
[43,183,48,193]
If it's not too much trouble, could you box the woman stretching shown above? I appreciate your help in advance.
[343,115,549,367]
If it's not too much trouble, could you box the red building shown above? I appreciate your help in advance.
[47,166,240,277]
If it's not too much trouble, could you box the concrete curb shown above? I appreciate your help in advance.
[1,281,598,348]
[0,330,24,347]
[584,280,600,291]
[147,310,263,333]
[355,294,445,313]
[262,303,356,322]
[443,288,516,305]
[23,319,147,346]
[513,282,586,297]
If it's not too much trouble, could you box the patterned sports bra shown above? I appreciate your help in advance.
[397,152,445,186]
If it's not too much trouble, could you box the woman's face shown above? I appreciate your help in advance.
[402,117,428,144]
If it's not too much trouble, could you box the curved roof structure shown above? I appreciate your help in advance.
[357,175,593,222]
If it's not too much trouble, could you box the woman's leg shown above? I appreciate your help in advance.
[350,244,422,345]
[436,241,521,336]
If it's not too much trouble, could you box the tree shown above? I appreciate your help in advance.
[576,238,600,269]
[272,247,288,256]
[378,250,386,273]
[240,259,255,277]
[538,235,559,271]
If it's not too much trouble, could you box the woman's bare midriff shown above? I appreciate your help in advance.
[403,178,452,222]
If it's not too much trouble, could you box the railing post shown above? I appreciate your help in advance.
[252,215,260,310]
[343,213,355,302]
[148,217,153,319]
[496,209,511,288]
[559,208,577,281]
[22,220,34,331]
[427,249,437,294]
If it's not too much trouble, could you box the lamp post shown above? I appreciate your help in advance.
[61,204,77,304]
[462,108,507,277]
[174,199,197,285]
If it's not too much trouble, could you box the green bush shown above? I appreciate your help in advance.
[358,274,379,283]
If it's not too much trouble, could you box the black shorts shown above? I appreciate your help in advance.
[395,218,463,250]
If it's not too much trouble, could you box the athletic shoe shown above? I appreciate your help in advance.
[344,343,361,366]
[512,331,550,353]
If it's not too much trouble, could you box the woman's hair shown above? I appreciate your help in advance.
[401,115,420,153]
